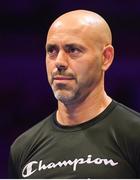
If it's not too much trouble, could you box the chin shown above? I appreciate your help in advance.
[54,91,76,104]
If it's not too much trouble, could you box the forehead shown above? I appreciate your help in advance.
[47,31,84,44]
[47,23,98,48]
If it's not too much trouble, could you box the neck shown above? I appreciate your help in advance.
[56,86,112,126]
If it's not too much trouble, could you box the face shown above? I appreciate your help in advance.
[46,23,104,105]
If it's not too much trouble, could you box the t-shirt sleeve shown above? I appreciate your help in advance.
[8,150,18,178]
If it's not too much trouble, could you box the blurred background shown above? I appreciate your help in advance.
[0,0,140,177]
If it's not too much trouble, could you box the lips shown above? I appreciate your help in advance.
[53,76,74,80]
[53,76,74,83]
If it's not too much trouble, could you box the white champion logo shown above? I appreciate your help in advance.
[22,154,118,177]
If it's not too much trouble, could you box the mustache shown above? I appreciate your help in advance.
[52,71,76,79]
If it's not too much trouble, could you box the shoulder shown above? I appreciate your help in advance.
[10,112,55,158]
[110,101,140,165]
[110,100,140,141]
[114,101,140,124]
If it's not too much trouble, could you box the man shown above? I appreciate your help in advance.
[9,10,140,178]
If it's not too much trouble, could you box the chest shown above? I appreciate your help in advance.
[19,130,136,178]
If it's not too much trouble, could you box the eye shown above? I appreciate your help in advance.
[46,45,59,59]
[68,47,81,54]
[65,45,83,58]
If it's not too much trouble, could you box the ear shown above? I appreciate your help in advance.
[102,45,114,71]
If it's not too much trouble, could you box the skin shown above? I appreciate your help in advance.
[46,10,114,126]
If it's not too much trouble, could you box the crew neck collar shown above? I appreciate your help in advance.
[52,100,118,132]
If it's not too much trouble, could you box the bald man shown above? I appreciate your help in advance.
[9,10,140,178]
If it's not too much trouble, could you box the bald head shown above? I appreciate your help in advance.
[46,10,114,106]
[47,10,112,47]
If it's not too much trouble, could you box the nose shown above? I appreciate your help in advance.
[55,51,68,72]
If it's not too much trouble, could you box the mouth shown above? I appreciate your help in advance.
[53,76,75,81]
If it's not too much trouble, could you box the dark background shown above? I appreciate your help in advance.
[0,0,140,177]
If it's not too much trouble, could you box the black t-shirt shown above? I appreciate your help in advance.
[9,100,140,178]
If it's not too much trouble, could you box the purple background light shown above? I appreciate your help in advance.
[0,0,140,177]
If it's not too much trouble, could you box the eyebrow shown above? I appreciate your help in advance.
[45,44,58,51]
[65,43,85,49]
[46,43,86,51]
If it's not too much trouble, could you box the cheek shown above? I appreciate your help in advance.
[46,59,54,72]
[76,62,94,75]
[46,61,53,81]
[76,62,102,83]
[74,66,90,84]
